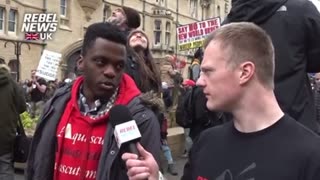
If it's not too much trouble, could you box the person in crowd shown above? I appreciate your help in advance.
[26,22,161,180]
[29,70,47,118]
[106,6,141,37]
[121,22,320,180]
[0,64,26,180]
[125,30,161,93]
[176,79,196,158]
[125,29,178,176]
[223,0,320,133]
[189,48,203,82]
[160,82,178,176]
[161,55,178,88]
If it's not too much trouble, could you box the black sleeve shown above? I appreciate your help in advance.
[12,79,26,114]
[134,109,162,166]
[181,155,193,180]
[304,1,320,72]
[181,129,207,180]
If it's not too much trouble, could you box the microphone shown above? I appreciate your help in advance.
[109,105,141,156]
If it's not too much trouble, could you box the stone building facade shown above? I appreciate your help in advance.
[0,0,230,81]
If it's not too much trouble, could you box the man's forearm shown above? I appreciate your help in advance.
[35,82,46,93]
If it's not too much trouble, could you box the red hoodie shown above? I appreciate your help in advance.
[54,74,140,180]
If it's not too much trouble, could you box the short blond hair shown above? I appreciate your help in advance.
[204,22,275,89]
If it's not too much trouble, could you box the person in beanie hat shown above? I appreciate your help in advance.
[106,6,141,33]
[125,30,161,93]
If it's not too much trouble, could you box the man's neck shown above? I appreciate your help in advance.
[82,84,110,109]
[118,24,128,32]
[232,87,284,133]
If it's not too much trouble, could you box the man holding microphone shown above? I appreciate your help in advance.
[122,22,320,180]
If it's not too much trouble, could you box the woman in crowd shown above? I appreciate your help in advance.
[125,30,178,176]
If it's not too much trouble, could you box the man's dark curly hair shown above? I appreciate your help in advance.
[81,22,127,56]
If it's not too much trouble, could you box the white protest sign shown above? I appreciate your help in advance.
[36,50,62,81]
[177,17,221,51]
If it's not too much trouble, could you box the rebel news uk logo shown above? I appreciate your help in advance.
[21,13,58,41]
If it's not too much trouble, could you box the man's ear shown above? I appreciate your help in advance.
[239,61,255,85]
[77,55,84,72]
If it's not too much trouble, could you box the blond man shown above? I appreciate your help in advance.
[121,22,320,180]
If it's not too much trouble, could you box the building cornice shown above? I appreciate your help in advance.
[12,0,45,11]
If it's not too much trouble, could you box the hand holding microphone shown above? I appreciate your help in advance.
[122,143,160,180]
[109,105,141,156]
[109,105,160,180]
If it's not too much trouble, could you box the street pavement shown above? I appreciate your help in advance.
[14,157,187,180]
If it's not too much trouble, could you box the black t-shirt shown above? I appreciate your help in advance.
[30,78,47,102]
[182,115,320,180]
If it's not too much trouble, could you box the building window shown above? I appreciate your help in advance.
[154,20,161,45]
[60,0,67,17]
[60,0,70,27]
[103,5,111,22]
[165,22,170,46]
[190,0,198,18]
[0,7,4,32]
[217,5,221,17]
[156,0,166,7]
[8,9,17,32]
[0,58,5,64]
[8,59,18,81]
[225,1,230,14]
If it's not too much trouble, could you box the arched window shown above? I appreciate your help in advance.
[0,58,5,64]
[154,20,162,45]
[217,5,221,17]
[65,50,81,79]
[8,59,19,81]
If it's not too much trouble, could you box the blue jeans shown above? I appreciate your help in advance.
[161,139,174,164]
[0,152,14,180]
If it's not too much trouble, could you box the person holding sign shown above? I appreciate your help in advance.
[30,70,47,118]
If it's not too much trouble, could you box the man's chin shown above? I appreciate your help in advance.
[106,18,119,25]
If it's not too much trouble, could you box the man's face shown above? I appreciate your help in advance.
[78,38,126,99]
[107,8,127,27]
[196,40,241,111]
[129,32,148,49]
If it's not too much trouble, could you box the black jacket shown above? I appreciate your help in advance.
[125,56,160,93]
[224,0,320,133]
[26,83,161,180]
[0,68,26,155]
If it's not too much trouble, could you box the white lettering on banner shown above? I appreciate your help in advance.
[21,13,58,41]
[36,50,62,81]
[54,163,97,179]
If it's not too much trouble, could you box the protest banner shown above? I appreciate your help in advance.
[177,17,221,51]
[36,50,62,81]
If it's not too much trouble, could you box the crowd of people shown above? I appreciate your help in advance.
[1,0,320,180]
